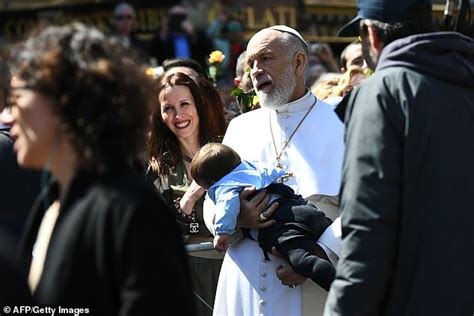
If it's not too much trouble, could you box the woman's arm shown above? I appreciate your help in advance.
[179,180,205,215]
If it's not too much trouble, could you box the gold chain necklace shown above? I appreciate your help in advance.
[269,97,317,169]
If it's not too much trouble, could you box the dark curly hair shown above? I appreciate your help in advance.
[10,22,153,173]
[147,72,227,178]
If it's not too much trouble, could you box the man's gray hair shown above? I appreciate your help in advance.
[277,31,309,84]
[279,31,308,60]
[235,51,247,79]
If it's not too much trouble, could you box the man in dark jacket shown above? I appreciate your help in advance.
[324,0,474,315]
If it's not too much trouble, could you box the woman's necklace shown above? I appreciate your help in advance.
[269,97,317,170]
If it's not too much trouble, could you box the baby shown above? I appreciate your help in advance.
[190,142,336,290]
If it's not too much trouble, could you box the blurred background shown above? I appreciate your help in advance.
[0,0,471,61]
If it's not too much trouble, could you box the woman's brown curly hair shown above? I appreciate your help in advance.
[147,72,227,178]
[10,22,153,173]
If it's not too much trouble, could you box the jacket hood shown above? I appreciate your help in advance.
[377,32,474,87]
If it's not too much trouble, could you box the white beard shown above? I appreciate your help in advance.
[256,66,296,111]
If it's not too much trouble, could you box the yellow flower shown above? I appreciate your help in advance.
[252,95,259,106]
[145,67,164,79]
[145,67,155,77]
[208,50,225,64]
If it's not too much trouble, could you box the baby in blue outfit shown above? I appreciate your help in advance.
[190,143,335,290]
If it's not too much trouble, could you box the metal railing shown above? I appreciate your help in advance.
[185,241,214,253]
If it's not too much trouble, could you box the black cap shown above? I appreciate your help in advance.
[338,0,432,37]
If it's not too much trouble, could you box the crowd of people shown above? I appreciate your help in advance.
[0,0,473,315]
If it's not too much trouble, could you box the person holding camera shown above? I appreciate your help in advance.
[149,4,213,71]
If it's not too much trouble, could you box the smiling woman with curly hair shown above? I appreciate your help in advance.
[5,22,195,315]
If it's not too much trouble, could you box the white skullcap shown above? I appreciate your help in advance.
[266,25,308,49]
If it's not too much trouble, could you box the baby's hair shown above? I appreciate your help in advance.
[190,143,241,189]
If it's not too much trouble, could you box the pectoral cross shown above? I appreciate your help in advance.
[276,158,283,169]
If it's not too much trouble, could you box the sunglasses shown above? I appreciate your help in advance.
[114,15,133,21]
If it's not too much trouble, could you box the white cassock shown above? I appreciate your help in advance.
[204,90,344,316]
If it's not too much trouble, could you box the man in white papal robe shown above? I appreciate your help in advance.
[204,25,344,316]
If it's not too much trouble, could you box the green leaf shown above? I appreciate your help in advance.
[231,87,243,97]
[209,65,217,77]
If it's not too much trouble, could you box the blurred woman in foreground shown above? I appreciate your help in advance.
[6,22,194,315]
